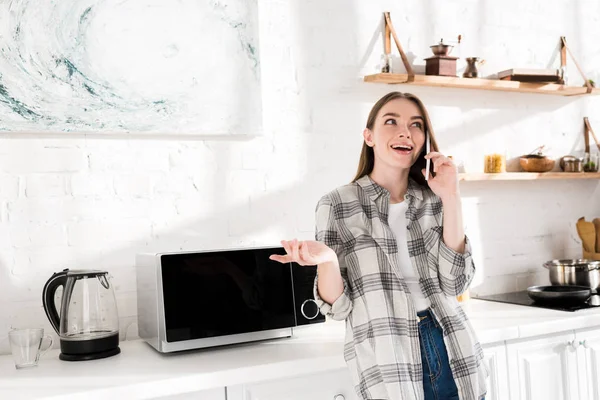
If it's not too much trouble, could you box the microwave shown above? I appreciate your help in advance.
[135,246,325,353]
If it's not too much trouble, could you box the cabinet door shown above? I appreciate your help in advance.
[506,332,579,400]
[159,388,226,400]
[576,327,600,400]
[482,343,509,400]
[227,369,358,400]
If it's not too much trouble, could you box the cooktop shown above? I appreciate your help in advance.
[474,290,599,312]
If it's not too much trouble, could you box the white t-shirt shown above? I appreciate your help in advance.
[387,201,431,312]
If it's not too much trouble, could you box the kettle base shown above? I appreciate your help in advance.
[59,346,121,361]
[59,332,120,361]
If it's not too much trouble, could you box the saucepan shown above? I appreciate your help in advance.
[543,259,600,290]
[527,259,600,306]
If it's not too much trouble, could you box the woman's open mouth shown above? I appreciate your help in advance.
[391,144,413,155]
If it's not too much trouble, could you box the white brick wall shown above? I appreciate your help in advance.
[1,0,600,354]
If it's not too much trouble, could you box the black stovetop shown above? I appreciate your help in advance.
[474,290,598,312]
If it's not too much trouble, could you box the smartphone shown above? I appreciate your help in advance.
[425,135,431,181]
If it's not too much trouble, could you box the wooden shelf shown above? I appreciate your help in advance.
[459,172,600,181]
[364,73,600,97]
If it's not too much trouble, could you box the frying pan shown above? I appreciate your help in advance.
[527,285,591,304]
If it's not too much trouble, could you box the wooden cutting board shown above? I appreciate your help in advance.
[593,218,600,253]
[576,217,596,253]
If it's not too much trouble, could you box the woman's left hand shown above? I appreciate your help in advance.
[422,152,459,200]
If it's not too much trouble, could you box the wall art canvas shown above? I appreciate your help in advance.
[0,0,262,135]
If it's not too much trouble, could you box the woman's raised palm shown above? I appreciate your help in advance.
[269,239,336,266]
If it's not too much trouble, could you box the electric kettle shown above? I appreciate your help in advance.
[42,269,120,361]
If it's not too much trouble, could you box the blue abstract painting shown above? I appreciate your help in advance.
[0,0,261,134]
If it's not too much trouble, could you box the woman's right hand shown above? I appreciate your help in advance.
[269,239,337,267]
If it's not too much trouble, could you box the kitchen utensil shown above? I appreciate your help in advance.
[424,55,458,77]
[463,57,485,78]
[42,269,120,361]
[594,218,600,253]
[560,155,584,172]
[527,285,592,304]
[430,39,453,56]
[543,259,600,290]
[8,328,53,369]
[519,154,555,172]
[576,218,597,253]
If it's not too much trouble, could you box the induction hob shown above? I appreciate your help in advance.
[474,290,599,312]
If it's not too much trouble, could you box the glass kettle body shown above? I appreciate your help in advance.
[42,269,121,361]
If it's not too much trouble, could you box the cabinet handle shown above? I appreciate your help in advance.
[568,340,580,349]
[333,395,346,400]
[580,340,589,349]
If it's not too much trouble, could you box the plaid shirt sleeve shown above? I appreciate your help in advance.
[436,227,475,296]
[313,194,353,321]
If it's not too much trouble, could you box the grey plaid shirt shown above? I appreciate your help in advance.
[314,175,487,400]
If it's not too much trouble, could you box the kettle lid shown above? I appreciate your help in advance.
[62,268,108,277]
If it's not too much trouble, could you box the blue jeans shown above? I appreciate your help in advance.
[417,309,459,400]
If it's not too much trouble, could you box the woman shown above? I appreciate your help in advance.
[270,92,487,400]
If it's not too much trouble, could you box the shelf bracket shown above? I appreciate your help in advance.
[584,117,600,152]
[561,36,593,93]
[383,12,415,81]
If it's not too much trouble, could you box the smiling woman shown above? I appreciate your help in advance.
[355,92,440,190]
[270,92,487,400]
[0,0,262,134]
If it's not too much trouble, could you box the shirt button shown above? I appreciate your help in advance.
[431,304,436,309]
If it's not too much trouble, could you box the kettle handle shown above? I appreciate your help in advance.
[42,269,69,335]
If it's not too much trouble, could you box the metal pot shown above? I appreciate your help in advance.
[543,259,600,290]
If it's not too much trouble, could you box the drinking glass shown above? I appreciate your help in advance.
[8,328,53,369]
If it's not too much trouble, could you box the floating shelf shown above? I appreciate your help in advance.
[364,73,600,97]
[459,172,600,181]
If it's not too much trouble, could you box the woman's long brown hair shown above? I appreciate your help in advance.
[352,92,440,188]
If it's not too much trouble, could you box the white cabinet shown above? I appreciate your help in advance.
[227,368,358,400]
[506,332,579,400]
[482,342,509,400]
[575,327,600,400]
[158,388,226,399]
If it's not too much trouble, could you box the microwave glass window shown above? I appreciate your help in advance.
[160,248,296,342]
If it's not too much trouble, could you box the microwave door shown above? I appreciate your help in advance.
[291,263,325,325]
[160,247,299,343]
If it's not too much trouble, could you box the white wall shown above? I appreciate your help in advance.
[1,0,600,354]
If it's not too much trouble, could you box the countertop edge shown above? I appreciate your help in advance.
[3,300,600,399]
[38,355,346,400]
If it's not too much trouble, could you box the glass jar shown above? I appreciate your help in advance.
[583,153,599,172]
[484,153,506,173]
[563,157,584,172]
[380,53,392,73]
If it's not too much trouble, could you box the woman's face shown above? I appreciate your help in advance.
[363,98,426,171]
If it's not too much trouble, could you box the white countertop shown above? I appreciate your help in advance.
[462,298,600,343]
[2,299,600,400]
